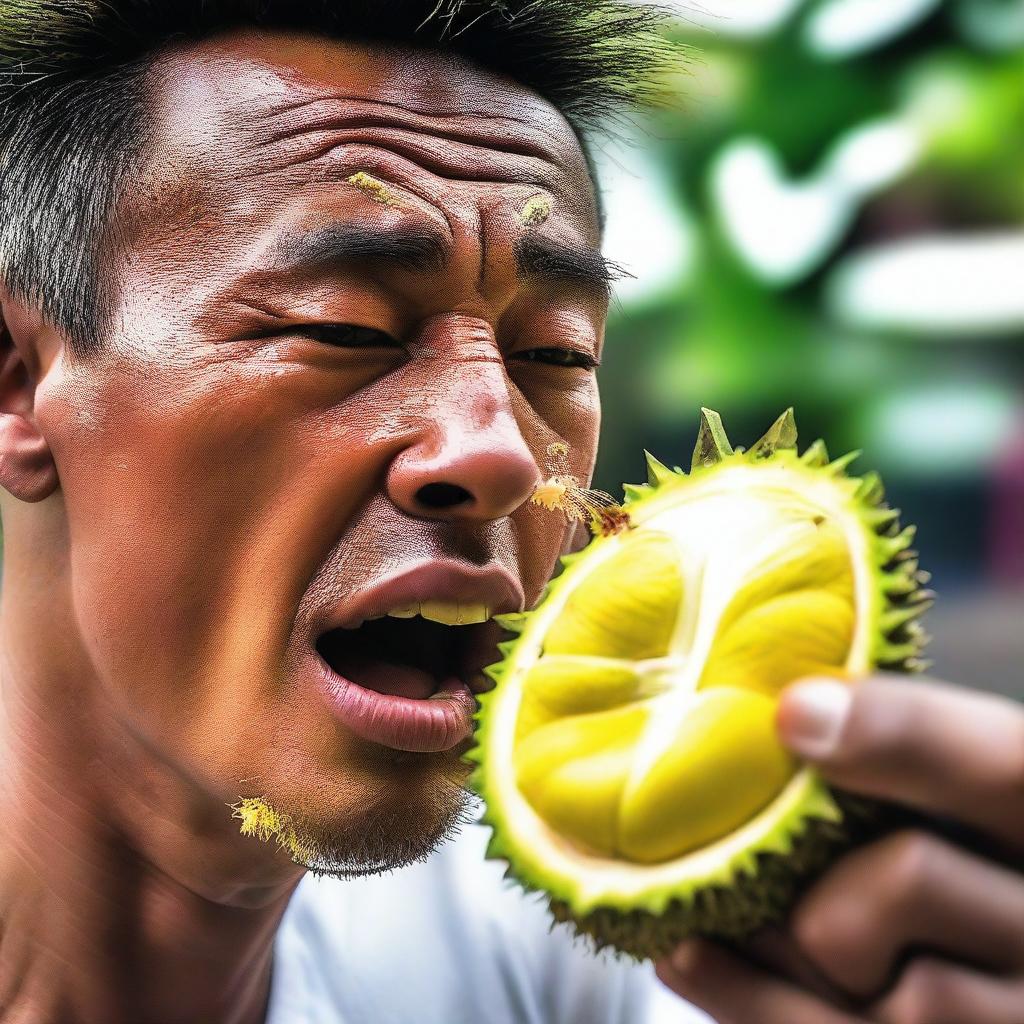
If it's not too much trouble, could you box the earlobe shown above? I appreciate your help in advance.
[0,312,58,503]
[0,413,58,502]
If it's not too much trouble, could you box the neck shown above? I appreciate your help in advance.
[0,514,304,1024]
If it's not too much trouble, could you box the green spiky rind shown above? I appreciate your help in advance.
[691,407,735,471]
[643,451,681,488]
[748,407,797,460]
[468,551,880,950]
[469,409,932,957]
[548,789,879,961]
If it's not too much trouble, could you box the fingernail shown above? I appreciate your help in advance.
[779,680,852,759]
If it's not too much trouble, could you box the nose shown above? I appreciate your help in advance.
[386,321,540,524]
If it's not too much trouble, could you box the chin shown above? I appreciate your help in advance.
[235,742,476,878]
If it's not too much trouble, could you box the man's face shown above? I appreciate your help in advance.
[35,31,606,872]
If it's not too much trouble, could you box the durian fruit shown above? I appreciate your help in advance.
[468,408,931,960]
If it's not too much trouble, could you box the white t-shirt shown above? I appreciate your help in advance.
[266,820,714,1024]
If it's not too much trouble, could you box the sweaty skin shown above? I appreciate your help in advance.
[0,32,606,1024]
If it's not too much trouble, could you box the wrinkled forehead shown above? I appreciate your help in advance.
[141,30,599,238]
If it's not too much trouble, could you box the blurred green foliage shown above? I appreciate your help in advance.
[595,0,1024,586]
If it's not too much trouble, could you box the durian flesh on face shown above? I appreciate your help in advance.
[469,409,931,960]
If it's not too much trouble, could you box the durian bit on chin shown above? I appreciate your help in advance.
[231,796,321,866]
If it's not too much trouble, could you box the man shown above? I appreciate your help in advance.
[0,3,1021,1022]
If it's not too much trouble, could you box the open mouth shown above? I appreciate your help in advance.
[316,602,502,702]
[308,563,523,753]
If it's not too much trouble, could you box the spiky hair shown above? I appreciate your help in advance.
[0,1,680,352]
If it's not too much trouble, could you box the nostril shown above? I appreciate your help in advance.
[415,482,474,510]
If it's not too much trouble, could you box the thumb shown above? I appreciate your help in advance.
[776,676,1024,848]
[776,678,855,763]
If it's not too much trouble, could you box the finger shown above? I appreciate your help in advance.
[777,676,1024,848]
[743,927,861,1007]
[870,958,1024,1024]
[790,830,1024,998]
[656,940,866,1024]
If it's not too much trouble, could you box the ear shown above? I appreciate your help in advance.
[0,298,58,503]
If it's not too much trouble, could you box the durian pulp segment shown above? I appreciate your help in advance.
[488,459,876,914]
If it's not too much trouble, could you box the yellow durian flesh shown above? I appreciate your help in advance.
[513,656,651,741]
[515,704,649,856]
[542,531,682,660]
[617,688,796,864]
[513,481,857,865]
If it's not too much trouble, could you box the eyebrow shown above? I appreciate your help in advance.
[274,222,450,274]
[515,234,630,295]
[271,222,628,295]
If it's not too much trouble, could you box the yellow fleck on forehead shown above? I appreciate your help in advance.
[347,171,399,206]
[547,441,571,458]
[521,194,552,227]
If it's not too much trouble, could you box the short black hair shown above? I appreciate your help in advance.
[0,1,679,353]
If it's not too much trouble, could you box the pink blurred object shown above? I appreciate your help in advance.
[991,413,1024,583]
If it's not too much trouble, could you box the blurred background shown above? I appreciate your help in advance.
[595,0,1024,697]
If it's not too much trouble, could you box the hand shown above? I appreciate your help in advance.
[656,676,1024,1024]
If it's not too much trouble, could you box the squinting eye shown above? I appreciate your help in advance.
[297,324,403,348]
[514,347,600,370]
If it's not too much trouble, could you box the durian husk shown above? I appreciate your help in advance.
[467,409,932,961]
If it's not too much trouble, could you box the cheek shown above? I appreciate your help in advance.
[507,386,602,606]
[517,375,601,479]
[35,354,400,722]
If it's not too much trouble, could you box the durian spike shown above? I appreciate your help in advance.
[828,450,862,476]
[645,451,678,488]
[691,408,734,471]
[880,601,934,633]
[857,471,885,504]
[801,439,830,467]
[622,483,650,504]
[749,408,798,460]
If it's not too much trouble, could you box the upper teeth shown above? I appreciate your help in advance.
[385,601,491,626]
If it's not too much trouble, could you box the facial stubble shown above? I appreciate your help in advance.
[233,746,477,878]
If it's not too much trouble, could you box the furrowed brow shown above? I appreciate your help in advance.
[272,223,451,275]
[515,235,630,296]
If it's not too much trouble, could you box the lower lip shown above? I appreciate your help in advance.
[312,656,477,753]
